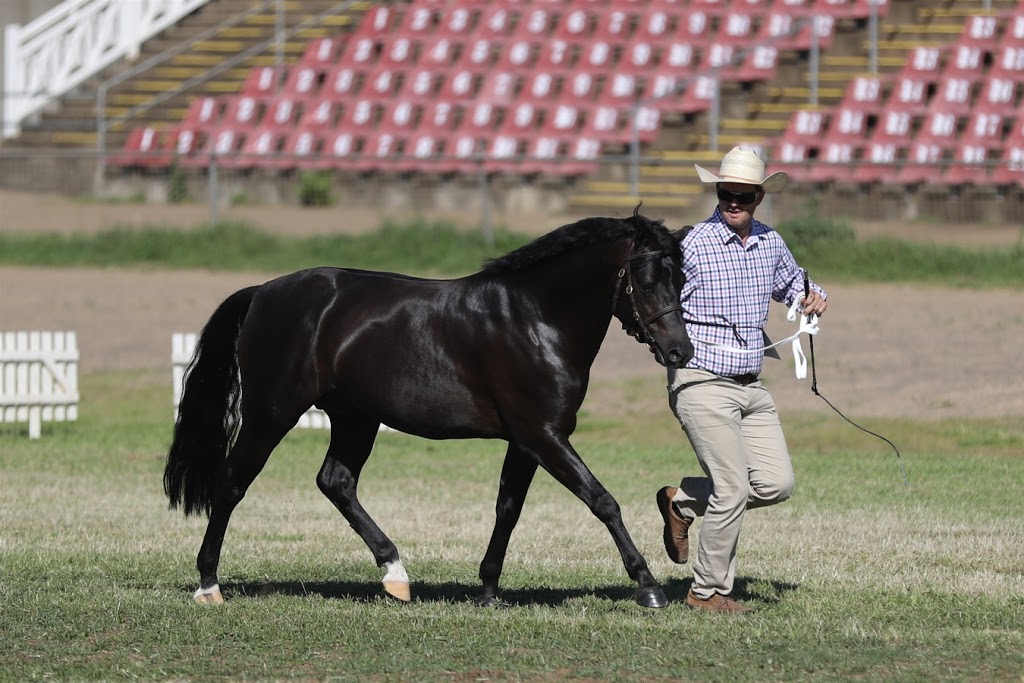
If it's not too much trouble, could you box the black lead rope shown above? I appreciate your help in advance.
[803,270,910,488]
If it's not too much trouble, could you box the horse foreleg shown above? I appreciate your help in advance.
[316,412,409,601]
[525,434,668,609]
[477,444,538,606]
[195,422,287,604]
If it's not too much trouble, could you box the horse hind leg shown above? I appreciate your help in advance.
[477,444,538,606]
[194,418,292,604]
[316,410,409,601]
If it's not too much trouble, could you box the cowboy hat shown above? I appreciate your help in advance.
[694,146,789,193]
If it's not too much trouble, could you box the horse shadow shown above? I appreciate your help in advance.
[192,576,799,608]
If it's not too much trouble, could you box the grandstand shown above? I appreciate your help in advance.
[3,0,1024,222]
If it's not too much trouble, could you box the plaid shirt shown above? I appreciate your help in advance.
[680,208,827,377]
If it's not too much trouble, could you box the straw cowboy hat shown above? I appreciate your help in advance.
[694,146,789,193]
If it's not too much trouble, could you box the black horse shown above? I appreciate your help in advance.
[164,210,693,608]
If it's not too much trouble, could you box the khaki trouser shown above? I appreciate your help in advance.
[667,368,795,599]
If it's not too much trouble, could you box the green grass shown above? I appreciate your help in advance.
[2,371,1023,681]
[0,219,1022,285]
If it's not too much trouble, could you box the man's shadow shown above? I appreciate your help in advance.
[185,575,798,607]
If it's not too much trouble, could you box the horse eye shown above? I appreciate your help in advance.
[639,282,654,293]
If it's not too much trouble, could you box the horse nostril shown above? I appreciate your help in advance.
[667,349,683,366]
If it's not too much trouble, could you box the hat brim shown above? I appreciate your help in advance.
[694,164,789,193]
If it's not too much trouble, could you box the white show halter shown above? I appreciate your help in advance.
[696,295,820,379]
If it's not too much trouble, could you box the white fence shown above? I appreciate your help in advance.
[3,0,209,138]
[173,332,397,431]
[0,331,79,439]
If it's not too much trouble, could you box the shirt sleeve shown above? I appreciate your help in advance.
[772,238,827,306]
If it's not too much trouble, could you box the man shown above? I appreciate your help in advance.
[657,146,828,614]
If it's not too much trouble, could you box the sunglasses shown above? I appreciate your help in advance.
[716,187,760,205]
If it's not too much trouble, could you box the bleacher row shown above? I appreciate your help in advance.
[109,0,889,176]
[774,6,1024,186]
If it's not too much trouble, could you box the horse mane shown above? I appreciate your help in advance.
[483,208,678,274]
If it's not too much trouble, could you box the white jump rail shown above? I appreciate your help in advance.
[3,0,209,138]
[0,331,80,439]
[172,333,395,432]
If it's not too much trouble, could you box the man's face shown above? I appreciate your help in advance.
[716,183,764,232]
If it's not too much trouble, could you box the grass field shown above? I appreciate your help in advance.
[2,370,1022,682]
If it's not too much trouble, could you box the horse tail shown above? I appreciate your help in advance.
[164,285,259,517]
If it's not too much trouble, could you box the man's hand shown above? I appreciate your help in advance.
[803,290,828,317]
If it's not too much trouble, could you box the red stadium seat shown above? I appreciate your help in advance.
[262,98,300,132]
[337,98,379,130]
[933,76,975,116]
[635,7,675,43]
[476,71,520,106]
[562,70,602,103]
[958,14,1000,48]
[482,132,524,174]
[398,67,443,103]
[363,67,403,100]
[592,6,636,42]
[378,37,417,69]
[241,67,284,97]
[839,74,887,113]
[676,74,718,114]
[493,38,537,72]
[394,132,446,174]
[1001,13,1024,48]
[560,136,602,176]
[501,102,543,136]
[338,36,378,69]
[852,140,904,184]
[477,5,516,39]
[419,36,459,69]
[989,142,1024,186]
[519,135,570,176]
[276,128,327,171]
[842,0,890,19]
[535,39,575,72]
[990,44,1024,80]
[869,109,914,144]
[960,110,1008,147]
[943,142,993,185]
[828,107,870,142]
[519,72,560,106]
[770,139,815,184]
[281,65,323,98]
[457,37,495,70]
[437,68,483,104]
[944,43,989,82]
[354,6,398,39]
[221,95,265,129]
[900,46,944,80]
[887,75,933,116]
[977,76,1020,115]
[351,130,405,172]
[395,3,437,38]
[419,101,459,136]
[182,96,221,130]
[808,140,862,184]
[516,5,555,40]
[896,141,947,185]
[580,104,625,143]
[297,97,340,130]
[619,42,658,73]
[322,65,364,100]
[435,4,476,39]
[181,126,243,168]
[434,132,483,175]
[321,130,365,171]
[300,37,343,67]
[553,6,593,42]
[915,109,960,147]
[578,39,622,71]
[462,101,503,136]
[110,126,167,167]
[719,11,755,43]
[734,44,779,82]
[379,101,421,134]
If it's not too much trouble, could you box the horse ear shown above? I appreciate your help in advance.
[672,226,694,242]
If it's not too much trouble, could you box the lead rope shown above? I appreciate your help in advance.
[803,270,909,488]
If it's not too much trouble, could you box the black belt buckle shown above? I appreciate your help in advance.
[729,373,759,386]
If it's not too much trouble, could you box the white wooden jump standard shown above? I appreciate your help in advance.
[0,331,80,439]
[172,333,395,432]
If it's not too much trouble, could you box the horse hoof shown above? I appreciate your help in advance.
[475,594,498,608]
[193,585,224,605]
[633,586,669,609]
[383,580,411,602]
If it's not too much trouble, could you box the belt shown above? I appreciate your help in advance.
[724,373,759,386]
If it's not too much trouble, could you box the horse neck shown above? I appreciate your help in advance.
[524,237,631,348]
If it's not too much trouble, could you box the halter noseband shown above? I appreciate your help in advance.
[611,239,684,353]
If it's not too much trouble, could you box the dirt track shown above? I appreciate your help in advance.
[2,190,1022,421]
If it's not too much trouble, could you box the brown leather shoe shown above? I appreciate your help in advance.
[684,589,754,614]
[656,486,693,564]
